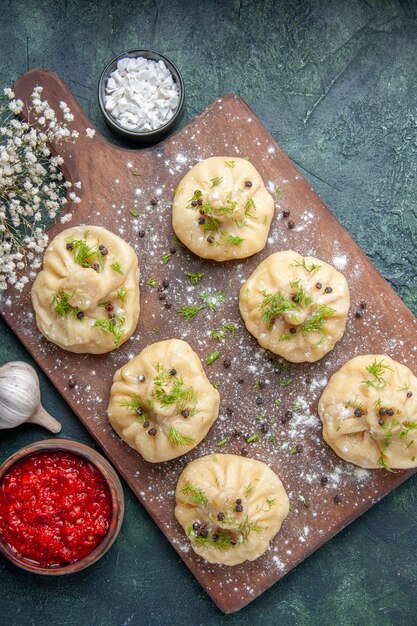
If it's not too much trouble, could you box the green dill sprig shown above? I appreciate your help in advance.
[146,277,160,287]
[246,434,260,443]
[210,176,223,187]
[130,209,139,217]
[224,160,235,168]
[185,271,204,285]
[206,351,219,365]
[93,316,125,344]
[117,287,127,302]
[244,482,254,496]
[66,234,104,269]
[51,291,81,319]
[178,305,204,321]
[180,483,208,506]
[110,262,124,275]
[377,454,395,472]
[199,290,225,311]
[151,365,197,415]
[291,258,321,274]
[260,290,296,324]
[118,395,149,423]
[209,322,236,341]
[289,280,312,307]
[218,232,244,246]
[168,427,195,446]
[244,198,257,219]
[362,359,393,390]
[161,253,172,264]
[217,438,228,447]
[203,216,221,233]
[300,305,336,335]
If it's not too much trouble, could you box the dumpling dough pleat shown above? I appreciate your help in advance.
[318,354,417,469]
[175,454,289,565]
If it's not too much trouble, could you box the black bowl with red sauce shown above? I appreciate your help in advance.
[0,439,124,574]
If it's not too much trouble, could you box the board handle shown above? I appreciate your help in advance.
[13,69,106,187]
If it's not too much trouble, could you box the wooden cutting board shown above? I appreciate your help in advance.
[2,69,417,613]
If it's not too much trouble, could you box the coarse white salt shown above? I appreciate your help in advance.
[105,57,180,131]
[333,254,348,270]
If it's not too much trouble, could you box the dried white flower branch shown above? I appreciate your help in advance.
[0,85,95,296]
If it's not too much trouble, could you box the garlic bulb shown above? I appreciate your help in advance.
[0,361,61,433]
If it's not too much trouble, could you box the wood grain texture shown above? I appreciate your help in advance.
[1,69,417,613]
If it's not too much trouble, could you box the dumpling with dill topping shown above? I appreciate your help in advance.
[239,250,350,362]
[175,454,289,566]
[31,225,140,353]
[107,339,220,463]
[318,355,417,470]
[172,156,275,261]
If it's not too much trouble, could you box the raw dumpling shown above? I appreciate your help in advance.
[239,250,350,362]
[318,354,417,470]
[172,156,274,261]
[31,225,140,354]
[175,454,289,566]
[107,339,220,463]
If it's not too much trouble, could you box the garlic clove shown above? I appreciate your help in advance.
[28,405,62,433]
[0,361,62,433]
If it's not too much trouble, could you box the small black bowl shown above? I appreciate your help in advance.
[98,49,185,144]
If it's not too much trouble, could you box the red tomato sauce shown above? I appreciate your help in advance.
[0,450,112,567]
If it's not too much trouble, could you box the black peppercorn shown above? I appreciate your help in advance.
[150,196,158,205]
[379,408,387,416]
[165,301,172,309]
[207,235,215,243]
[255,396,264,405]
[354,408,363,417]
[66,242,73,251]
[159,293,166,301]
[360,300,367,309]
[223,358,231,368]
[282,209,290,218]
[197,217,206,225]
[199,208,205,214]
[143,421,150,428]
[244,180,253,187]
[225,407,233,416]
[290,327,296,334]
[240,448,248,457]
[235,498,242,505]
[355,310,363,318]
[197,199,203,206]
[315,282,322,289]
[148,428,157,436]
[198,527,208,538]
[378,418,385,426]
[110,318,116,325]
[287,220,295,229]
[191,200,197,207]
[235,504,243,512]
[230,539,237,545]
[170,246,177,254]
[107,312,115,319]
[217,512,225,521]
[138,374,145,382]
[136,407,143,416]
[407,391,413,398]
[192,522,200,530]
[385,408,394,416]
[333,494,342,504]
[212,534,219,542]
[320,475,328,486]
[324,287,333,294]
[170,368,177,376]
[181,409,190,418]
[237,378,244,384]
[105,302,114,312]
[76,311,84,320]
[162,278,169,289]
[292,294,300,302]
[92,263,100,272]
[138,230,146,238]
[260,422,269,433]
[68,376,77,388]
[296,444,303,453]
[99,244,108,256]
